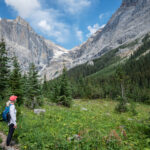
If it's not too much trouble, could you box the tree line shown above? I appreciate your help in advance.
[1,33,150,109]
[45,34,150,105]
[0,39,72,108]
[0,39,42,108]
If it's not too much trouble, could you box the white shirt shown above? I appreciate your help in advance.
[9,104,17,126]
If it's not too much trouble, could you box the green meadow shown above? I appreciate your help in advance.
[1,99,150,150]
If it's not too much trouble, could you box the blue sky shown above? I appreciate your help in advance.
[0,0,122,49]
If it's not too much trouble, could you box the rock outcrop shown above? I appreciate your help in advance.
[69,0,150,64]
[46,0,150,78]
[0,16,69,79]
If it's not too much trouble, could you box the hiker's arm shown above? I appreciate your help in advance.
[10,105,17,126]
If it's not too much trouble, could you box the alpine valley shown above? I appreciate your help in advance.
[1,0,150,149]
[0,0,150,80]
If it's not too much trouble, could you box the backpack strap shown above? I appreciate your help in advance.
[9,104,12,109]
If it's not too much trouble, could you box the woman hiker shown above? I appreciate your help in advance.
[6,95,18,147]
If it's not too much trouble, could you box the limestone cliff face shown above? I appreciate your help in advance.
[0,16,68,77]
[68,0,150,66]
[0,0,150,80]
[41,0,150,79]
[121,0,139,7]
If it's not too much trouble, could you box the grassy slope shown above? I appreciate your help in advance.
[67,48,120,81]
[67,38,140,82]
[0,100,150,150]
[87,61,118,79]
[75,35,150,86]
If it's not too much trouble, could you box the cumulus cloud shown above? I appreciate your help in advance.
[87,24,100,37]
[38,20,51,31]
[76,28,83,42]
[57,0,91,14]
[0,17,1,21]
[34,9,70,43]
[87,24,105,37]
[4,0,71,44]
[5,0,40,18]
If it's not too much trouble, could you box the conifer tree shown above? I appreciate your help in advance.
[21,73,28,95]
[9,56,23,105]
[42,74,49,98]
[26,63,42,108]
[57,66,72,107]
[78,76,85,98]
[0,39,10,99]
[115,66,128,112]
[52,79,60,101]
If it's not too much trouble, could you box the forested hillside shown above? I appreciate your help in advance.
[45,34,150,103]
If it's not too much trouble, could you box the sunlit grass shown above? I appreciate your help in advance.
[0,99,150,150]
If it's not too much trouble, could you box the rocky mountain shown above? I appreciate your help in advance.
[44,0,150,79]
[0,0,150,80]
[69,0,150,62]
[0,16,70,79]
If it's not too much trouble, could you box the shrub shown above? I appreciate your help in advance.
[57,95,72,107]
[115,96,128,113]
[129,100,138,116]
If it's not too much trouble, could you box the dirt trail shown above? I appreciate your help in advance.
[0,132,19,150]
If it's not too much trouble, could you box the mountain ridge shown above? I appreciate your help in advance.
[0,17,69,78]
[68,0,150,64]
[0,0,150,80]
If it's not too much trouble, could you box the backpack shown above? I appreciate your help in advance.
[2,104,11,122]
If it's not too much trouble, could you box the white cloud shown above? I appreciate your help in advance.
[86,12,109,37]
[38,20,51,31]
[76,29,83,42]
[0,17,1,21]
[57,0,91,14]
[34,10,70,43]
[87,24,100,37]
[4,0,71,44]
[87,24,105,37]
[5,0,40,18]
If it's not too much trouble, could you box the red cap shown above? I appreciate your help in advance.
[9,95,18,101]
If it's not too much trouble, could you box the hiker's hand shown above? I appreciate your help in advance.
[14,125,17,129]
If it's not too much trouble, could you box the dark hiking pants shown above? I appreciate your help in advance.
[6,123,15,146]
